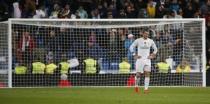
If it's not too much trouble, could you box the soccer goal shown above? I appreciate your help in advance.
[0,19,206,88]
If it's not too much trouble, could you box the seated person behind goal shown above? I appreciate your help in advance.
[45,59,57,74]
[58,53,70,74]
[119,57,131,73]
[15,61,27,74]
[155,58,171,73]
[83,56,99,74]
[176,58,191,73]
[155,58,171,85]
[32,57,45,74]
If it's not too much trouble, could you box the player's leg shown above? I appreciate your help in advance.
[135,59,144,93]
[135,72,141,92]
[144,65,151,93]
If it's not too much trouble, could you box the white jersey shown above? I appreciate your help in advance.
[129,38,157,59]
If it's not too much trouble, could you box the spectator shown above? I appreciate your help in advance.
[17,31,36,66]
[119,57,131,73]
[87,42,104,60]
[155,2,165,18]
[163,9,171,18]
[138,10,148,18]
[158,43,173,62]
[192,0,201,10]
[73,10,80,19]
[126,5,136,18]
[33,5,46,18]
[33,28,46,63]
[58,53,70,74]
[177,0,186,10]
[117,9,127,18]
[106,29,119,60]
[98,4,107,18]
[77,6,88,19]
[169,0,180,12]
[58,4,71,18]
[20,0,36,18]
[153,31,162,48]
[176,58,191,73]
[171,10,182,18]
[121,0,130,9]
[15,62,27,74]
[135,0,147,11]
[118,28,126,57]
[173,34,183,66]
[200,0,210,17]
[163,0,171,8]
[83,56,99,74]
[107,11,113,18]
[155,58,171,73]
[45,59,57,74]
[176,8,183,18]
[46,30,59,63]
[153,30,172,64]
[183,2,195,18]
[72,31,87,71]
[124,33,135,70]
[46,30,59,51]
[194,9,201,18]
[147,0,156,18]
[91,8,100,19]
[155,58,171,85]
[59,27,70,52]
[13,2,21,18]
[107,4,117,18]
[88,31,97,45]
[49,4,61,19]
[0,0,9,21]
[32,57,45,74]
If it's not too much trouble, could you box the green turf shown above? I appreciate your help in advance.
[0,87,210,104]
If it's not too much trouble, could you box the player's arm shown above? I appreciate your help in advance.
[148,40,158,59]
[129,39,141,59]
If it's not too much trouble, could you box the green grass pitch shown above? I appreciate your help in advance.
[0,87,210,104]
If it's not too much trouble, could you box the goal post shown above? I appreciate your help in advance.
[4,18,206,87]
[202,19,206,87]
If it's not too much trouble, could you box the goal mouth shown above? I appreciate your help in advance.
[0,19,206,87]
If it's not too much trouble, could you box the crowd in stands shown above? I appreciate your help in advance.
[0,0,209,73]
[0,0,209,19]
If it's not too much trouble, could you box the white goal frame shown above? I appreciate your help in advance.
[7,18,206,88]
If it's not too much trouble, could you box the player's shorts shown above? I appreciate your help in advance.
[135,58,151,73]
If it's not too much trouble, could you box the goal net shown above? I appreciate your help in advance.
[3,19,206,87]
[0,21,8,88]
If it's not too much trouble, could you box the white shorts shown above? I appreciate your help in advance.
[135,58,151,73]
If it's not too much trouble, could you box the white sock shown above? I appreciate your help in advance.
[135,76,140,87]
[144,77,150,90]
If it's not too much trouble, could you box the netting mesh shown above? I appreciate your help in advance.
[0,22,8,87]
[6,19,205,87]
